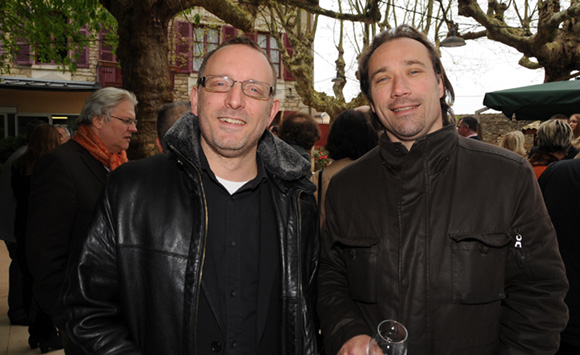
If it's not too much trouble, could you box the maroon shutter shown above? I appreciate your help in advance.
[222,26,238,42]
[75,26,90,68]
[16,38,33,65]
[99,29,115,62]
[176,21,192,73]
[244,32,257,43]
[283,34,295,81]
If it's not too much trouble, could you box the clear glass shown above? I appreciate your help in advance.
[367,320,408,355]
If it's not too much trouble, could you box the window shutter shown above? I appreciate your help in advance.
[283,34,295,81]
[75,26,90,68]
[176,21,192,73]
[99,29,115,62]
[222,26,238,42]
[16,38,33,65]
[244,32,257,43]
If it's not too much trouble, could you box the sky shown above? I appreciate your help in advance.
[312,3,546,115]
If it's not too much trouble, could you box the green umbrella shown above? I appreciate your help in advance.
[483,80,580,120]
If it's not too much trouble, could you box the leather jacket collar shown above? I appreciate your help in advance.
[164,112,312,182]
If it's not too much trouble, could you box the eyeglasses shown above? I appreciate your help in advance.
[110,115,138,126]
[199,75,273,100]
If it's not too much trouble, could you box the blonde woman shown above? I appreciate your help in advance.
[570,113,580,150]
[500,131,527,157]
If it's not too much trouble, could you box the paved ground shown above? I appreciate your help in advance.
[0,243,64,355]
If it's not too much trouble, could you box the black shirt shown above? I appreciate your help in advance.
[199,152,275,354]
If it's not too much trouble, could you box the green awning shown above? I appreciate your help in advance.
[483,80,580,120]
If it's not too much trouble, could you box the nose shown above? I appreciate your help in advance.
[128,122,138,132]
[225,81,245,109]
[390,74,410,98]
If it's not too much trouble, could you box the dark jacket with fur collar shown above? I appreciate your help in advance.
[63,113,319,355]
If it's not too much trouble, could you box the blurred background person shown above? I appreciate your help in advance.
[156,101,191,152]
[53,124,72,144]
[278,112,320,163]
[529,114,578,159]
[11,124,62,353]
[25,87,137,350]
[529,118,573,178]
[500,130,527,157]
[457,116,481,140]
[539,158,580,354]
[310,109,378,226]
[569,113,580,154]
[0,119,44,326]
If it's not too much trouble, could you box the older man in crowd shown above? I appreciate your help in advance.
[26,87,137,340]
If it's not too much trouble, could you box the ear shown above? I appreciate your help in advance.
[267,98,280,127]
[190,87,199,116]
[438,74,445,99]
[155,137,164,153]
[92,115,105,129]
[369,101,376,113]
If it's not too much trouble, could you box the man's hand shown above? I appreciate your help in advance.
[337,335,371,355]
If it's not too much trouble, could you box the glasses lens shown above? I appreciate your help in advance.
[204,76,232,92]
[243,81,270,99]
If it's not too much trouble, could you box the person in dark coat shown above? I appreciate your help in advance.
[539,159,580,355]
[26,87,138,339]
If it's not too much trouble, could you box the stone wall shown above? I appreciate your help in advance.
[460,113,537,153]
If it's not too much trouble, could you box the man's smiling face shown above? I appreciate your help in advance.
[191,44,279,160]
[368,37,444,149]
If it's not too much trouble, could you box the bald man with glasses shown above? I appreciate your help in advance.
[62,37,319,355]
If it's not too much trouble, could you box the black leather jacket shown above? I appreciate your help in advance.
[63,114,319,354]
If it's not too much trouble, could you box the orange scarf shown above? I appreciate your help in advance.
[72,125,128,171]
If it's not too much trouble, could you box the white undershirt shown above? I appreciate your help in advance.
[215,176,249,195]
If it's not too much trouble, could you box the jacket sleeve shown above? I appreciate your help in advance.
[317,181,371,355]
[63,187,143,355]
[27,152,77,316]
[499,163,569,354]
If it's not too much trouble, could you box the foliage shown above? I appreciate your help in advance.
[313,149,331,171]
[0,0,117,73]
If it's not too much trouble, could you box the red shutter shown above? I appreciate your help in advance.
[16,38,33,65]
[244,32,257,43]
[99,29,115,62]
[75,27,90,68]
[222,26,238,42]
[283,34,295,81]
[176,21,192,73]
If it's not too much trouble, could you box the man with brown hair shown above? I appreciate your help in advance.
[278,112,320,162]
[318,25,568,355]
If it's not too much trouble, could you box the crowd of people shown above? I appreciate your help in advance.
[0,24,577,355]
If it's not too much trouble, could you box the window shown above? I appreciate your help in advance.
[193,27,219,72]
[257,33,280,78]
[15,38,33,65]
[175,22,220,73]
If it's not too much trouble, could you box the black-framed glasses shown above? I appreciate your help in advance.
[199,75,274,100]
[110,115,138,126]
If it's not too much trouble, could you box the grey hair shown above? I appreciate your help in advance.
[77,87,138,126]
[53,124,72,138]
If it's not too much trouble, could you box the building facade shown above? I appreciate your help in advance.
[0,9,311,139]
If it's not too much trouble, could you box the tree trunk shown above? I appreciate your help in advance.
[112,7,174,159]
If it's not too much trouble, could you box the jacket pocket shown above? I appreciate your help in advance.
[337,238,380,303]
[449,233,512,304]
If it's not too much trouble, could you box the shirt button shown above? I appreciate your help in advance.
[231,241,237,247]
[211,341,222,352]
[231,290,237,297]
[231,341,238,348]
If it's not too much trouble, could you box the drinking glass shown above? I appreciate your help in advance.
[366,319,408,355]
